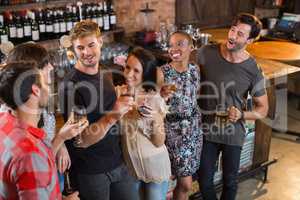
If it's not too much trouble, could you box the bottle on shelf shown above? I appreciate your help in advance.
[81,4,87,20]
[64,6,71,32]
[8,13,17,44]
[30,11,39,41]
[91,5,98,24]
[0,14,8,44]
[103,1,110,31]
[16,15,24,44]
[0,1,120,44]
[97,3,104,31]
[59,9,67,37]
[23,12,32,42]
[109,1,116,30]
[1,0,9,6]
[45,9,54,40]
[72,6,78,29]
[53,10,60,39]
[37,10,46,41]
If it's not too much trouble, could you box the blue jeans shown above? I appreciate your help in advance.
[197,140,242,200]
[74,163,139,200]
[138,180,169,200]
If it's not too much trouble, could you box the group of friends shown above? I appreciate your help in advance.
[0,12,268,200]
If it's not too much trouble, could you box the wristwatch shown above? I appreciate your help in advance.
[240,110,245,121]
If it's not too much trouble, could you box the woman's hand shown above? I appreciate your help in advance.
[56,144,71,173]
[160,84,176,101]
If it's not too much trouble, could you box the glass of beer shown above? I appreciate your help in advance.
[215,104,229,128]
[72,106,87,147]
[121,85,135,98]
[166,83,177,92]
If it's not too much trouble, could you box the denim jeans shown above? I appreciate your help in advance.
[197,140,242,200]
[138,180,169,200]
[75,163,139,200]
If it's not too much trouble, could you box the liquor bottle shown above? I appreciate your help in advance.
[81,4,87,20]
[16,15,24,44]
[1,0,9,6]
[109,2,116,30]
[53,10,60,38]
[0,14,8,44]
[31,11,39,41]
[85,5,92,21]
[45,10,54,40]
[38,10,46,41]
[23,13,32,42]
[59,10,67,36]
[72,6,78,28]
[97,3,103,31]
[8,13,17,44]
[91,5,98,24]
[103,1,110,31]
[66,7,73,33]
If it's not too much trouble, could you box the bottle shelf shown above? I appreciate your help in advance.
[0,0,101,12]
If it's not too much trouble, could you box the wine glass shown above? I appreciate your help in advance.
[192,28,201,49]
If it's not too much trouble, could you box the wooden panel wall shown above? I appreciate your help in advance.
[175,0,256,28]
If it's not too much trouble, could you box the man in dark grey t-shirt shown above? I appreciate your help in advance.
[196,14,269,200]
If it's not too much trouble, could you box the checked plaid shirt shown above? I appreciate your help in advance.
[0,112,61,200]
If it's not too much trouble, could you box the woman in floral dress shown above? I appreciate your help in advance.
[157,31,203,200]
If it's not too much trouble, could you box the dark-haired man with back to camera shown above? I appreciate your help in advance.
[0,62,87,200]
[195,13,269,200]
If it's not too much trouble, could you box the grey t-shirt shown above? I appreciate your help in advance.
[196,44,266,146]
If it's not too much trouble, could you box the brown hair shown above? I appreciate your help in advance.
[7,43,50,70]
[0,61,41,109]
[69,20,101,42]
[127,47,157,92]
[232,13,262,39]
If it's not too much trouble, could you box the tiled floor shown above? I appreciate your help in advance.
[236,95,300,200]
[237,134,300,200]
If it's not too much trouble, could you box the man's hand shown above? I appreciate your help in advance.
[63,191,80,200]
[228,106,242,123]
[58,114,89,141]
[111,95,135,120]
[56,144,71,173]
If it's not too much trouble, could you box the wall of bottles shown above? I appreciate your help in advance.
[0,0,117,44]
[1,0,46,5]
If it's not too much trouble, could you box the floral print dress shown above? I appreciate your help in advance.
[161,63,203,177]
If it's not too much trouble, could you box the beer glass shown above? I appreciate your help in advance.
[72,106,87,147]
[215,104,229,128]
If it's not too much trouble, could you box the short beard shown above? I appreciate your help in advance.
[227,43,245,52]
[79,58,99,68]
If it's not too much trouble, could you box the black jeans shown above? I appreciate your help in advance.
[74,163,139,200]
[198,140,242,200]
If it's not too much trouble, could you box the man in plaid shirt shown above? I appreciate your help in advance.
[0,62,86,199]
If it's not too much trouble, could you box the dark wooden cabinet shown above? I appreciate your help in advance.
[175,0,255,28]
